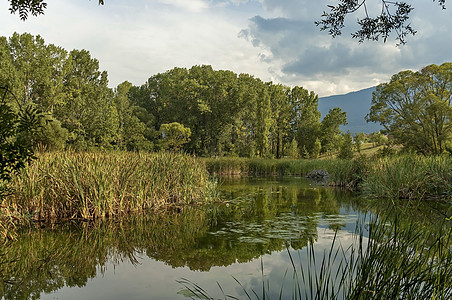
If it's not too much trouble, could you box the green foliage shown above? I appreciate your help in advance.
[160,122,192,151]
[367,63,452,155]
[129,65,327,158]
[32,115,68,150]
[289,86,321,156]
[312,138,321,159]
[0,89,38,194]
[320,107,347,154]
[113,81,151,151]
[0,33,124,151]
[353,132,365,153]
[286,138,299,159]
[4,151,217,221]
[338,132,354,159]
[368,131,388,147]
[1,32,347,157]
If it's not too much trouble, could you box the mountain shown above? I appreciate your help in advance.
[318,86,382,134]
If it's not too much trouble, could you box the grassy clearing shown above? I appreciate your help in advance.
[1,151,217,225]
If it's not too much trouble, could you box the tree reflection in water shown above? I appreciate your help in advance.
[1,177,447,299]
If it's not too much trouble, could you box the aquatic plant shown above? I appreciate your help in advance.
[361,155,452,200]
[204,155,451,201]
[3,151,217,221]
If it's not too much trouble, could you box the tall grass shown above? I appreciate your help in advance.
[204,155,451,201]
[204,157,360,181]
[0,205,26,242]
[2,151,217,222]
[362,155,452,200]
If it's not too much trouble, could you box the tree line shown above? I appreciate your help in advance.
[0,32,350,159]
[1,32,450,161]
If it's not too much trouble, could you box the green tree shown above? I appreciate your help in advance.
[338,131,354,159]
[286,138,299,159]
[21,113,68,150]
[113,81,151,151]
[268,84,291,159]
[368,131,389,147]
[3,33,68,114]
[0,87,39,195]
[255,82,272,157]
[288,86,321,156]
[60,49,118,148]
[160,122,191,151]
[320,107,347,154]
[354,132,365,153]
[367,63,452,154]
[312,138,322,159]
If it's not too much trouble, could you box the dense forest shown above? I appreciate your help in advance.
[0,32,349,159]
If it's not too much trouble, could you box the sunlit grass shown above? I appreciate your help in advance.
[3,151,217,222]
[204,154,451,201]
[361,155,451,200]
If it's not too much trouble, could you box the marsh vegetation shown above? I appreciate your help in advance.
[0,31,450,300]
[1,177,451,299]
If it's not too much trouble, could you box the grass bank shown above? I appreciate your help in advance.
[1,151,217,240]
[204,155,451,201]
[362,155,451,200]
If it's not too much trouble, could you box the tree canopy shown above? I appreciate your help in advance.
[367,63,452,154]
[0,32,348,158]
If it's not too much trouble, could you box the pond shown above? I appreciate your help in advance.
[0,177,449,299]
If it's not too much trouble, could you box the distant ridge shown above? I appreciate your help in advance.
[318,86,382,134]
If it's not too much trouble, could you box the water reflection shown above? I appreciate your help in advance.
[1,177,446,299]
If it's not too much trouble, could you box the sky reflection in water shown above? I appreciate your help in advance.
[3,177,369,300]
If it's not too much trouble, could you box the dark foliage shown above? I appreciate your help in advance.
[0,86,38,195]
[8,0,104,20]
[316,0,446,45]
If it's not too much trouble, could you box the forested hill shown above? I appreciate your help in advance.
[319,87,382,134]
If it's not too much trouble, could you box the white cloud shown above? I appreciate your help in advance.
[0,0,273,88]
[238,0,452,96]
[0,0,451,96]
[156,0,209,13]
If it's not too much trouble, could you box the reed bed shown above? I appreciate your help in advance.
[2,151,217,222]
[203,157,357,178]
[204,155,451,201]
[361,155,452,200]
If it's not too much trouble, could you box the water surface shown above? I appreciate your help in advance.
[1,177,440,299]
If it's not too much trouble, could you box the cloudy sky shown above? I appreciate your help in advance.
[1,0,451,96]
